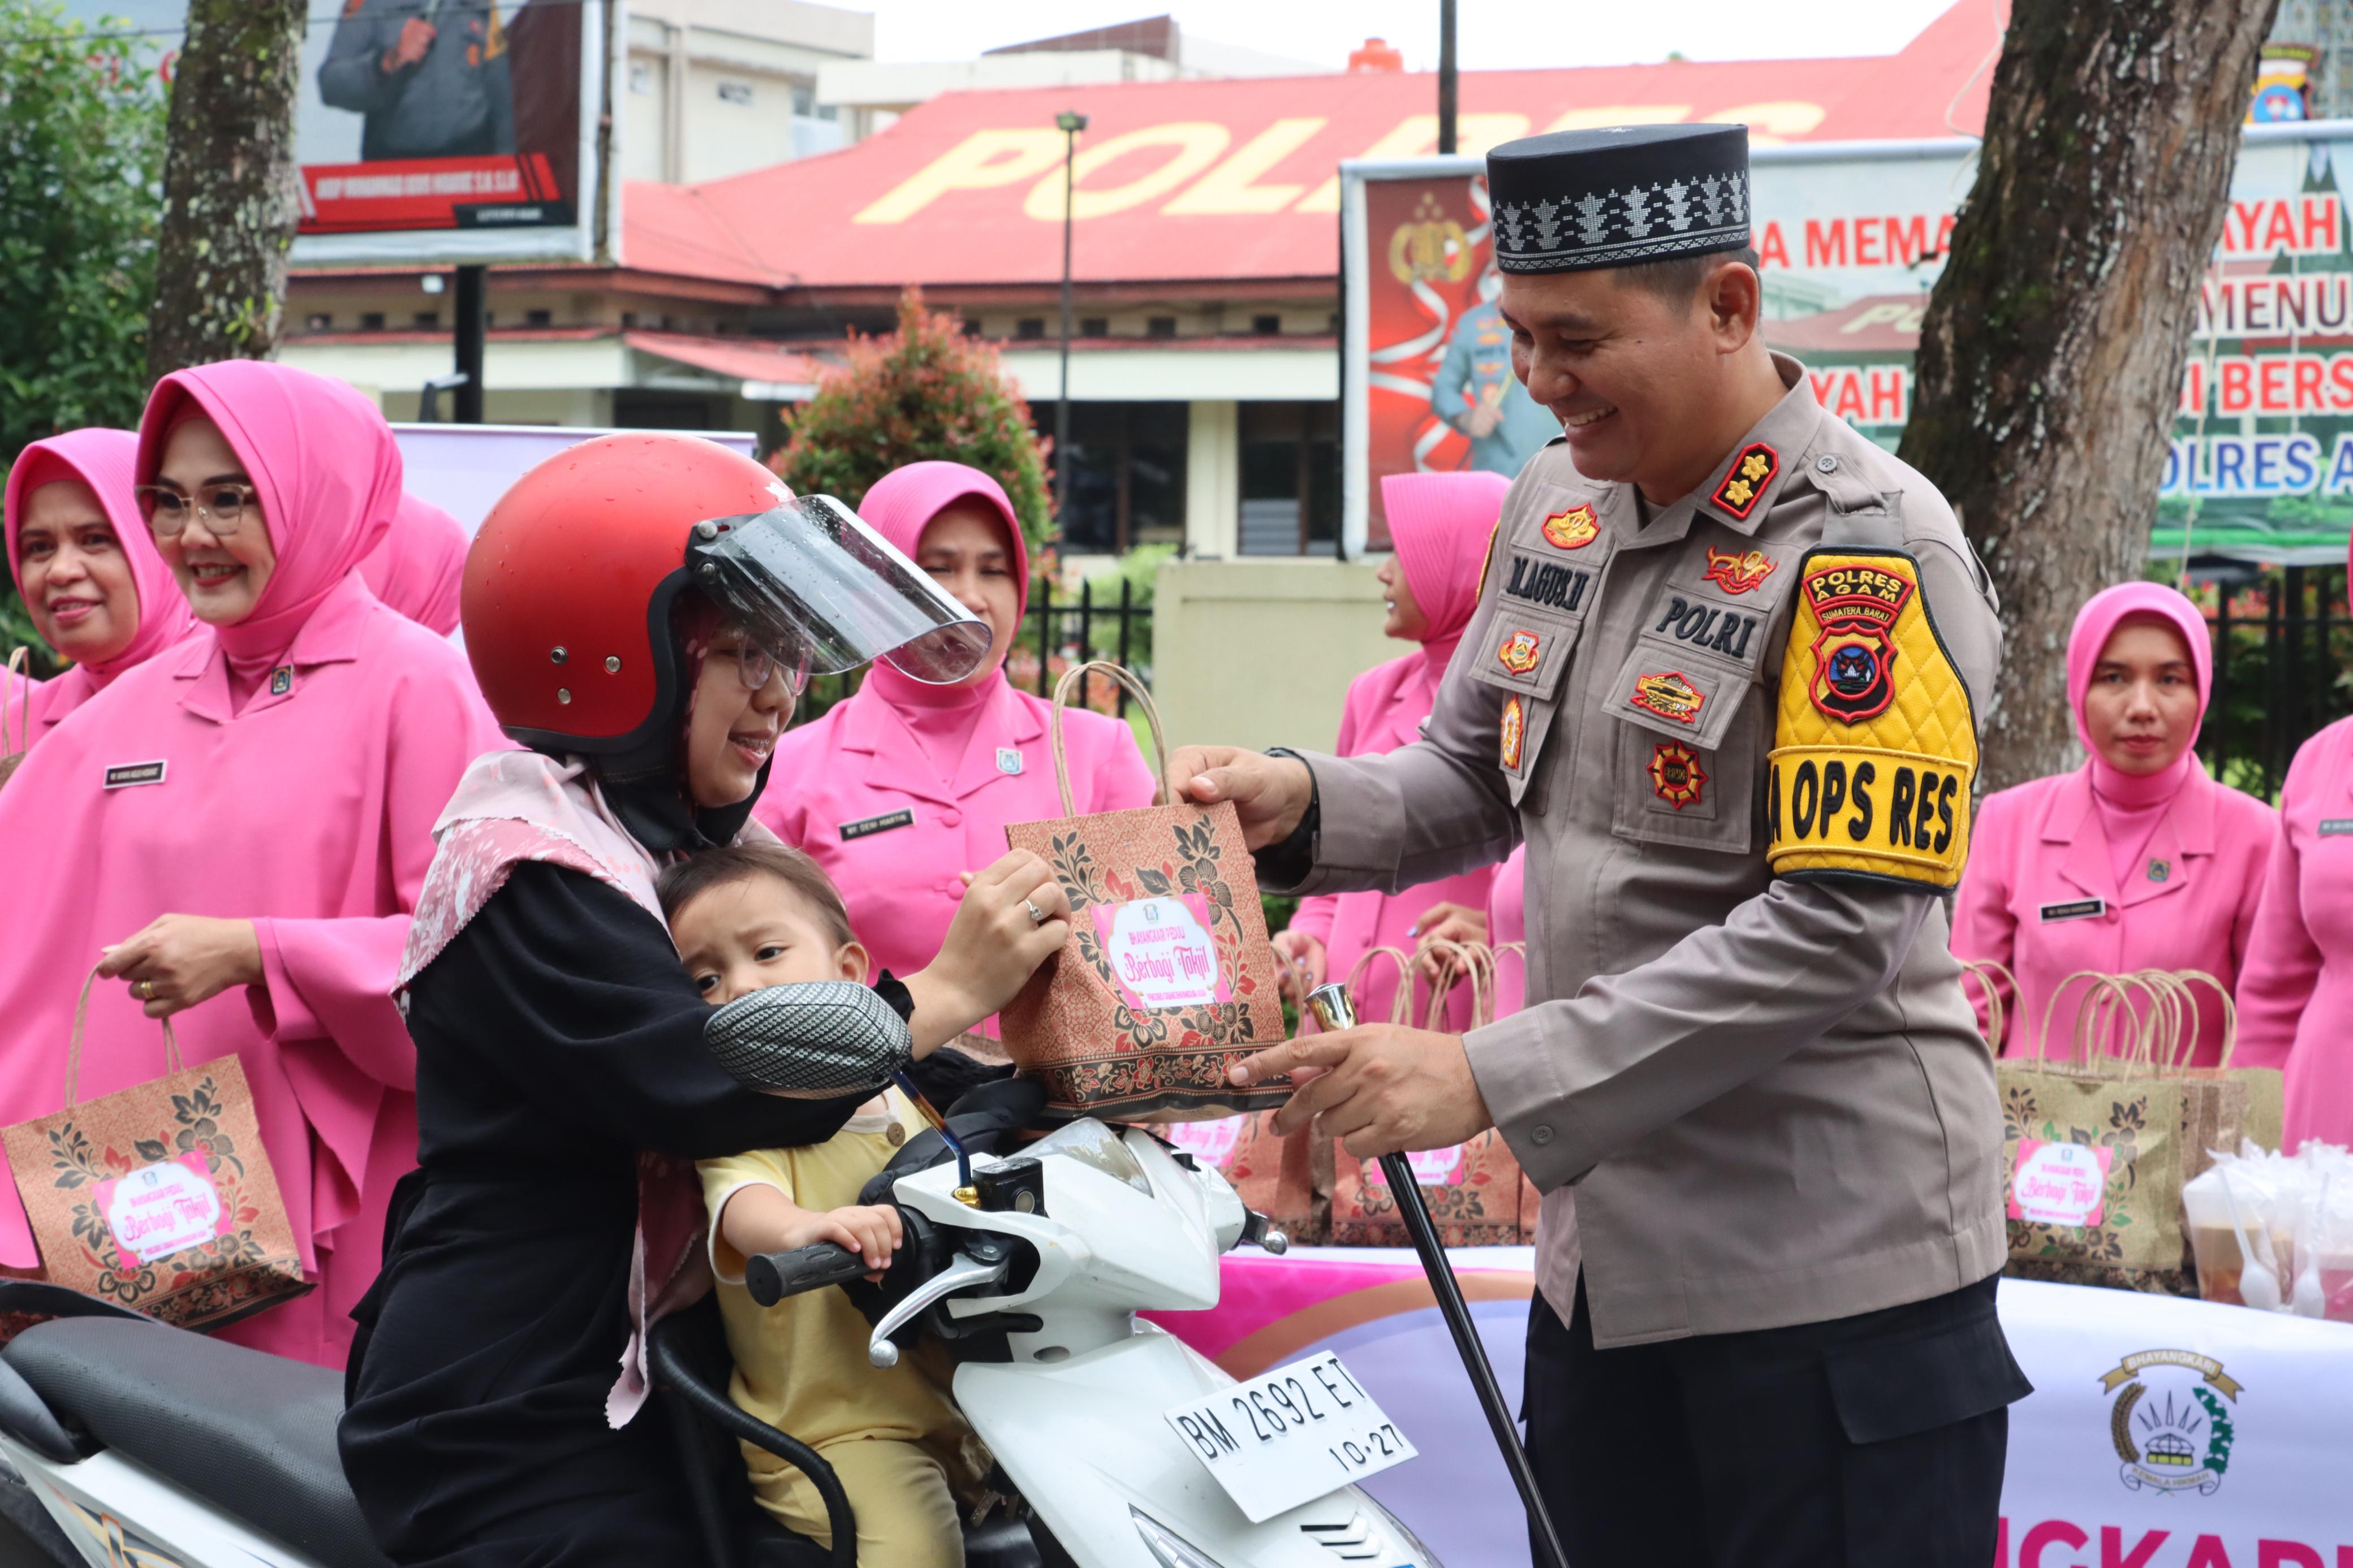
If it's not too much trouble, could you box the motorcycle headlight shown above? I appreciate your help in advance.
[1132,1507,1228,1568]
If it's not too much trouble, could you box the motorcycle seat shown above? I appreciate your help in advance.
[5,1318,393,1568]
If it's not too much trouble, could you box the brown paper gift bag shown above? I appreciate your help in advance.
[999,662,1292,1122]
[1329,943,1537,1247]
[2,970,312,1331]
[2001,973,2201,1295]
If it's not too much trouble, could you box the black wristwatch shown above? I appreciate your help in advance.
[1253,748,1321,890]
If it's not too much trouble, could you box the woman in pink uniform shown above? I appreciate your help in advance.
[3,427,196,750]
[0,361,503,1367]
[360,492,469,636]
[1953,582,2273,1062]
[755,461,1154,1049]
[2235,547,2353,1147]
[1272,470,1510,1028]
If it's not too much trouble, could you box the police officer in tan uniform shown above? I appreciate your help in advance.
[1170,125,2028,1566]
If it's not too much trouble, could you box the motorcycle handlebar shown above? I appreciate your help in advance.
[746,1242,872,1307]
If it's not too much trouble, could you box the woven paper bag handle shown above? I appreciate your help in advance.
[62,965,183,1108]
[2042,970,2138,1072]
[1417,938,1493,1032]
[2171,969,2240,1066]
[1957,959,2016,1052]
[1343,945,1419,1028]
[1049,660,1168,816]
[2,647,27,762]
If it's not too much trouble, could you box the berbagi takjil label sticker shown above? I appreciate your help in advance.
[91,1152,232,1265]
[2009,1139,2113,1229]
[1088,893,1229,1012]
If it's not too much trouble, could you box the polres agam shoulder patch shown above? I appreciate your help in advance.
[1767,547,1979,890]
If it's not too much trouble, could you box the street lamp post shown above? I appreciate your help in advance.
[1054,110,1088,527]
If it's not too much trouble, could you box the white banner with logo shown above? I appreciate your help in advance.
[1146,1247,2353,1568]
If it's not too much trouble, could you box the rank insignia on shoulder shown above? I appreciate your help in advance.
[1540,503,1600,550]
[1768,547,1979,892]
[1497,628,1542,674]
[1710,442,1778,521]
[1648,742,1706,810]
[1500,695,1525,771]
[1702,546,1778,595]
[1629,670,1705,726]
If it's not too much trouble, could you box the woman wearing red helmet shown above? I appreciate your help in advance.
[338,434,1073,1567]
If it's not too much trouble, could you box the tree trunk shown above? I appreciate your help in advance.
[145,0,307,377]
[1898,0,2280,792]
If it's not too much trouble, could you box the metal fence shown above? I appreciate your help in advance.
[799,576,1154,726]
[2198,564,2353,799]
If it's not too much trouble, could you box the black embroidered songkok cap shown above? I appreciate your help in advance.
[1486,123,1751,273]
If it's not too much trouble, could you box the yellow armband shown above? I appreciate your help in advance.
[1766,550,1979,889]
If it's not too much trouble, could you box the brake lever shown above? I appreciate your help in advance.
[867,1248,1010,1368]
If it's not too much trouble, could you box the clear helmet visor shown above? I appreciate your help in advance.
[684,494,994,684]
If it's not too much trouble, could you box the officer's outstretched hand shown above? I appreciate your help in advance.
[1166,745,1313,850]
[1230,1025,1494,1157]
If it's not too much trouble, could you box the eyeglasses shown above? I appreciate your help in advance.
[714,639,811,697]
[134,482,259,539]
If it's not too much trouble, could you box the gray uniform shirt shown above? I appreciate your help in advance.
[320,0,516,162]
[1291,355,2007,1348]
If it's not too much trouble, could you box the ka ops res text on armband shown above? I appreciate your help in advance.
[1765,550,1979,889]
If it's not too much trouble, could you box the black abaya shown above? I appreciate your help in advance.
[338,861,870,1566]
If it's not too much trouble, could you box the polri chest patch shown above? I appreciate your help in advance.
[1648,590,1764,663]
[839,809,916,841]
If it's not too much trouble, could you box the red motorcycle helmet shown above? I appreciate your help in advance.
[463,432,989,766]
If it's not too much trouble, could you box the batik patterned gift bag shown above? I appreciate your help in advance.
[0,649,31,792]
[2001,973,2194,1295]
[999,662,1291,1121]
[2,971,311,1330]
[1328,943,1537,1247]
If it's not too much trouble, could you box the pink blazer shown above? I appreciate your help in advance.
[2234,715,2353,1148]
[1486,844,1528,1019]
[1951,761,2274,1064]
[755,676,1157,1016]
[1290,652,1496,1029]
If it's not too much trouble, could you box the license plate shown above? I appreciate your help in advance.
[1163,1351,1417,1523]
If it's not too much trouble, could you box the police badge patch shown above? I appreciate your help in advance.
[1800,563,1912,724]
[1710,442,1777,521]
[1702,546,1777,595]
[1500,694,1526,770]
[1629,671,1705,725]
[1540,504,1600,550]
[1648,741,1706,809]
[1497,629,1542,674]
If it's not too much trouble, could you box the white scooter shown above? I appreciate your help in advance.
[0,1078,1447,1568]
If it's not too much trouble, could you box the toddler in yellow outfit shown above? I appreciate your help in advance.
[659,843,987,1568]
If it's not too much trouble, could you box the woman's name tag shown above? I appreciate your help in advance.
[2038,898,2106,923]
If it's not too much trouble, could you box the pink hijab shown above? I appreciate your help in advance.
[3,429,198,731]
[136,361,398,680]
[852,462,1029,779]
[2067,582,2213,807]
[1383,469,1512,670]
[359,493,468,636]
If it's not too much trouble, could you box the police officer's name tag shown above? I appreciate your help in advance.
[839,809,915,841]
[1163,1351,1415,1523]
[2039,898,2107,923]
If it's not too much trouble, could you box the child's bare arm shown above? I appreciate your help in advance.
[719,1183,903,1273]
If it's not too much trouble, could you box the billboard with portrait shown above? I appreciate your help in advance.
[1342,124,2353,567]
[290,0,617,268]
